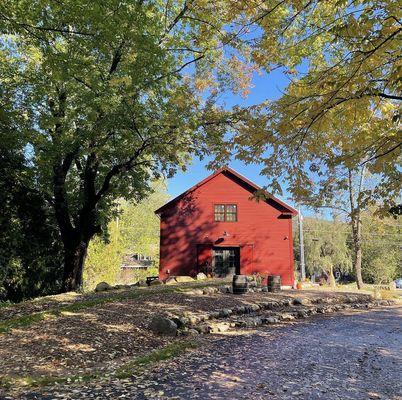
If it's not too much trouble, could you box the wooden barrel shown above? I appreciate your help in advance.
[232,275,248,294]
[267,275,281,292]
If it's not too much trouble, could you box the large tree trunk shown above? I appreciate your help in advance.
[53,159,96,293]
[62,238,89,292]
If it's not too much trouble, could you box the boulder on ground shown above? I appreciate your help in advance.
[218,285,230,293]
[187,289,204,296]
[171,316,188,328]
[149,315,177,335]
[219,308,232,318]
[210,322,230,333]
[149,279,163,286]
[95,282,112,292]
[292,297,310,306]
[165,277,178,285]
[195,324,211,334]
[203,287,217,295]
[196,272,207,280]
[175,276,195,283]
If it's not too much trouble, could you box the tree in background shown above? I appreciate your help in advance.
[0,90,63,301]
[83,219,124,291]
[83,182,169,290]
[294,210,401,286]
[361,208,402,284]
[293,160,399,288]
[294,217,351,286]
[119,181,169,261]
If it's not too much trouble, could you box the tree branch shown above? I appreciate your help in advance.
[95,140,151,202]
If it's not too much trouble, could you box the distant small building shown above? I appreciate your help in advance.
[155,167,297,285]
[121,253,153,271]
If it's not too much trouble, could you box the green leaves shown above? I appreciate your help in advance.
[229,0,401,211]
[0,0,260,237]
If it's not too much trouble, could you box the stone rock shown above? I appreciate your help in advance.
[175,276,195,283]
[171,316,188,328]
[218,285,230,293]
[250,304,261,312]
[187,329,199,335]
[281,313,295,321]
[292,297,310,306]
[210,322,230,333]
[187,289,204,296]
[234,306,246,314]
[149,315,177,336]
[219,308,232,318]
[188,315,200,325]
[203,287,216,295]
[149,279,163,286]
[95,282,112,292]
[196,272,207,280]
[196,324,211,334]
[165,277,178,285]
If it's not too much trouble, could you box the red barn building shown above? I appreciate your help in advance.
[155,168,297,286]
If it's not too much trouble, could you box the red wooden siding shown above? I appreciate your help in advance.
[156,168,296,286]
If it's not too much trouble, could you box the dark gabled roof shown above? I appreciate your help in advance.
[155,167,298,216]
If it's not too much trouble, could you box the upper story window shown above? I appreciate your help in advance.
[214,204,237,222]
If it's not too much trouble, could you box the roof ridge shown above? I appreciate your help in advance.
[155,167,297,215]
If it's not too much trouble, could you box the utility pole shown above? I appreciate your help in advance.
[298,206,306,281]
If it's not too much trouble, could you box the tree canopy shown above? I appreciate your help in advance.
[232,0,401,204]
[0,0,265,290]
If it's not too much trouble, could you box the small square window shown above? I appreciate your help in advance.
[214,204,237,222]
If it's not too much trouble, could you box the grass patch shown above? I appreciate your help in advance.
[0,311,59,334]
[0,292,142,334]
[0,372,102,390]
[115,340,199,379]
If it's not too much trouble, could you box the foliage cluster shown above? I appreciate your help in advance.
[0,124,63,302]
[361,211,402,284]
[83,182,169,290]
[294,211,401,285]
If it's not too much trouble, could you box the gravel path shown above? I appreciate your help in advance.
[16,306,402,400]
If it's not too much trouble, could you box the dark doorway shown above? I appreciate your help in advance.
[212,247,240,277]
